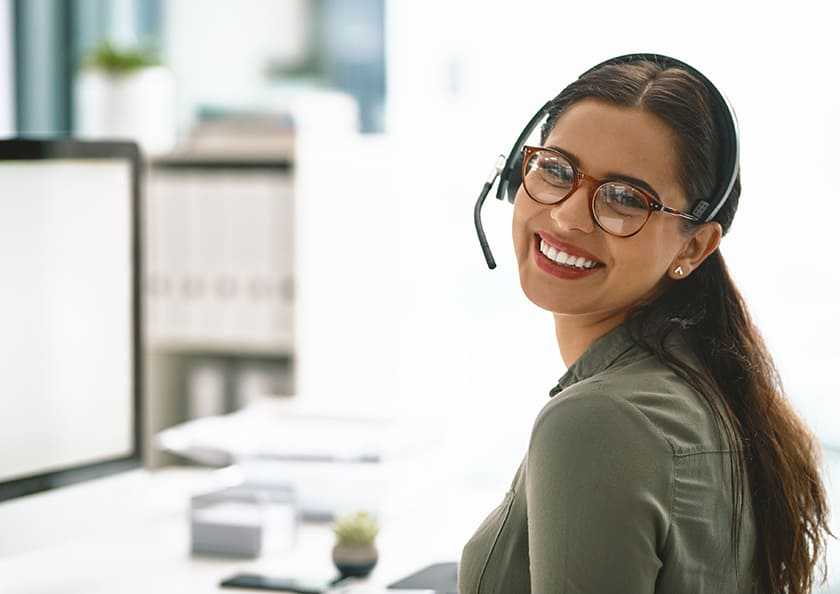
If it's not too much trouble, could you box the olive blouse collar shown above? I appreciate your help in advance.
[548,324,638,398]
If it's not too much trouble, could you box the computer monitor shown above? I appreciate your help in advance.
[0,138,142,504]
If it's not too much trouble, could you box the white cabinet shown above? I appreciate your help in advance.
[142,157,295,467]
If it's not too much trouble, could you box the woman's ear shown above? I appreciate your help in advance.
[668,222,722,280]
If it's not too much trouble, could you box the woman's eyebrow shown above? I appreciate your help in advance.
[544,144,662,201]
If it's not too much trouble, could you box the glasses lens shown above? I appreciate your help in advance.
[593,183,651,236]
[523,149,575,204]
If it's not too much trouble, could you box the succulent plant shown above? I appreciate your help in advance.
[332,510,379,546]
[82,40,161,73]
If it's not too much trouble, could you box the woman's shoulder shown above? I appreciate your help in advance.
[541,349,731,456]
[527,381,674,510]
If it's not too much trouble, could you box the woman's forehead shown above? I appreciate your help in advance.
[544,99,685,203]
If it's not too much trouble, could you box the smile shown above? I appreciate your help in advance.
[538,239,600,270]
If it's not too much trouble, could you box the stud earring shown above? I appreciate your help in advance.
[674,265,684,277]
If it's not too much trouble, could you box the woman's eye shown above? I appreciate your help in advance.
[604,185,647,209]
[542,161,575,185]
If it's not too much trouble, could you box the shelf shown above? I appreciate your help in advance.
[147,338,294,358]
[149,157,293,171]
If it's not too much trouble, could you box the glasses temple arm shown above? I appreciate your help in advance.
[657,203,703,223]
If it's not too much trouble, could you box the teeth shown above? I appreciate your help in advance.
[539,240,598,270]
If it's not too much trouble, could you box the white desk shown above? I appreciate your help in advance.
[0,464,501,594]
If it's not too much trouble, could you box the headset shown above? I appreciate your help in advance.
[473,53,740,269]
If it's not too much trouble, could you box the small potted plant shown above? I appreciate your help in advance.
[331,510,379,579]
[74,39,176,154]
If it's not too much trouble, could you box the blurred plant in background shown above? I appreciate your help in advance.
[81,39,161,73]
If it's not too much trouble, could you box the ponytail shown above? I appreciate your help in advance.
[626,251,832,594]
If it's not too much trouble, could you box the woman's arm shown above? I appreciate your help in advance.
[526,390,672,593]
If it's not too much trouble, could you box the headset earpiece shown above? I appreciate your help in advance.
[505,151,524,204]
[495,101,552,205]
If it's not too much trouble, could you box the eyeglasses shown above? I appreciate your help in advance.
[521,146,701,237]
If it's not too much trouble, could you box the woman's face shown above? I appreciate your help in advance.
[512,98,692,323]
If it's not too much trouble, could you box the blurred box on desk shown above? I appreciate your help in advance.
[191,482,298,557]
[157,395,390,520]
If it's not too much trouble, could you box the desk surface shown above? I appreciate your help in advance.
[0,465,500,594]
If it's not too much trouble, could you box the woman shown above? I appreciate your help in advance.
[462,55,832,594]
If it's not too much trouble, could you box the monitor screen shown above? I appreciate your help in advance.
[0,139,142,503]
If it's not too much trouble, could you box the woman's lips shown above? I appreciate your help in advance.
[533,234,604,279]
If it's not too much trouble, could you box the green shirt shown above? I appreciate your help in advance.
[458,326,755,593]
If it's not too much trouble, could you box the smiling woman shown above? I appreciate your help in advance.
[463,54,832,594]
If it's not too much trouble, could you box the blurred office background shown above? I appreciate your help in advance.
[1,0,839,584]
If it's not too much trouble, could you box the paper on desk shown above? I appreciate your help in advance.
[156,395,392,466]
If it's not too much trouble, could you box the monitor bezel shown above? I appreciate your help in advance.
[0,138,144,503]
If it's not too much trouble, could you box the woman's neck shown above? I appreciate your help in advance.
[554,311,626,367]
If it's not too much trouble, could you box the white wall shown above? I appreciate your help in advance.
[293,132,400,415]
[0,0,14,136]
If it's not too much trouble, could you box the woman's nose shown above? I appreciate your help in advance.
[549,185,596,233]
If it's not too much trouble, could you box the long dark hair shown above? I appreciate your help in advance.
[542,59,832,593]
